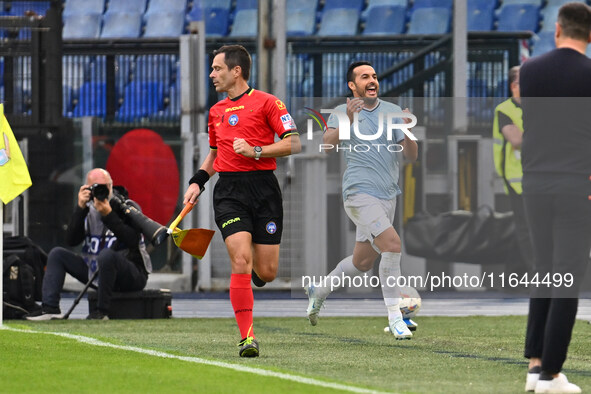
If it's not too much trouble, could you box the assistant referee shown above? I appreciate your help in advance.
[184,45,301,357]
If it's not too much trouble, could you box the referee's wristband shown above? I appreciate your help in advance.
[189,169,210,190]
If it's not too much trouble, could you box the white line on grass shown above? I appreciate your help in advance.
[2,325,388,394]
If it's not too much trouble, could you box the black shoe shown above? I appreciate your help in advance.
[25,305,62,321]
[238,336,259,357]
[251,270,266,287]
[86,310,109,320]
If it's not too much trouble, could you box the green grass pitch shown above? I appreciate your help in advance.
[1,316,590,393]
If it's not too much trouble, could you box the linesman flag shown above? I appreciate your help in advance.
[0,104,32,203]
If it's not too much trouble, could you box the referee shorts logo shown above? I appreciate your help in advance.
[266,221,277,234]
[222,217,241,228]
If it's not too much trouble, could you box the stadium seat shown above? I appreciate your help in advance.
[287,9,316,36]
[467,0,496,11]
[235,0,258,11]
[496,4,540,32]
[143,11,186,37]
[540,6,560,31]
[408,7,450,34]
[9,1,49,16]
[203,0,232,11]
[498,0,543,7]
[467,78,488,97]
[202,8,230,36]
[412,0,452,10]
[100,12,143,38]
[117,81,165,121]
[229,9,258,37]
[63,0,104,17]
[531,31,555,57]
[72,81,106,117]
[63,12,102,39]
[362,5,406,35]
[105,0,147,14]
[545,0,584,6]
[135,54,174,84]
[467,7,494,31]
[317,8,360,36]
[145,0,186,15]
[362,0,407,20]
[323,0,364,12]
[286,0,318,12]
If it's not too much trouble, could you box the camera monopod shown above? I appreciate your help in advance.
[61,269,99,320]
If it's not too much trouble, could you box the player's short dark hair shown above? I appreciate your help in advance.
[346,61,373,84]
[557,2,591,41]
[213,45,252,81]
[508,66,520,85]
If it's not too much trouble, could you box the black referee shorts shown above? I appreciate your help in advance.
[213,170,283,244]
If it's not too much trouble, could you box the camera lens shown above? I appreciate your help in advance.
[90,184,110,201]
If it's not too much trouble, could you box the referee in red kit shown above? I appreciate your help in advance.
[184,45,301,357]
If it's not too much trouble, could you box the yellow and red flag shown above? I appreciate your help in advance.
[0,104,32,203]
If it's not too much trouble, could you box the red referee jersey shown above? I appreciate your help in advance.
[208,88,298,172]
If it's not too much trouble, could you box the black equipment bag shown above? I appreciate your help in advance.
[3,236,47,319]
[88,289,172,319]
[403,206,521,264]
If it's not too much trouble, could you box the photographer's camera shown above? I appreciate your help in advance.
[88,183,110,201]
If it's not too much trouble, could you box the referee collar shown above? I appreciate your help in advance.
[231,87,253,102]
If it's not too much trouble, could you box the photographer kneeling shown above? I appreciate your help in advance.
[27,168,152,320]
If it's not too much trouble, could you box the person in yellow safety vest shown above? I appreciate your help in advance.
[492,65,533,276]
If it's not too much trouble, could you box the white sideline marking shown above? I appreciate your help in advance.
[2,326,387,394]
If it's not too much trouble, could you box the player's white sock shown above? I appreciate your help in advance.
[380,252,403,322]
[314,255,364,299]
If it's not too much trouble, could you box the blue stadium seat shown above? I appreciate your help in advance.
[540,6,560,31]
[203,0,232,11]
[497,4,540,32]
[186,4,202,21]
[323,0,364,12]
[531,31,555,57]
[467,7,494,31]
[467,0,496,11]
[145,0,186,15]
[143,11,186,37]
[202,8,229,36]
[317,8,360,36]
[9,1,49,16]
[235,0,258,11]
[229,9,258,37]
[117,81,165,121]
[408,7,450,34]
[106,0,147,14]
[287,9,316,36]
[412,0,452,10]
[546,0,584,6]
[287,0,318,12]
[100,12,143,38]
[135,54,174,84]
[63,0,104,17]
[72,81,106,117]
[362,0,407,20]
[467,78,488,97]
[63,12,102,39]
[498,0,543,8]
[362,5,406,35]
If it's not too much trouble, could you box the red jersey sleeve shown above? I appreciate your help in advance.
[207,109,218,149]
[265,97,298,140]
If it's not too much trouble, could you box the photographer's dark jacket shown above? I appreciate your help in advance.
[66,198,152,281]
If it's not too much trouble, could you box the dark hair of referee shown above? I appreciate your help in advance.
[213,45,252,81]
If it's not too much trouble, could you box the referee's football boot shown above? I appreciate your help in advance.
[404,318,418,331]
[389,317,413,340]
[238,336,259,357]
[251,270,266,287]
[305,284,325,326]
